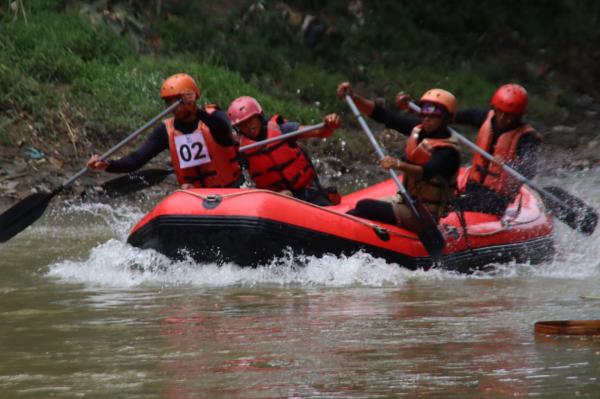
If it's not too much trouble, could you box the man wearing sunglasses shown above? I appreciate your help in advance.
[336,82,461,232]
[87,73,242,189]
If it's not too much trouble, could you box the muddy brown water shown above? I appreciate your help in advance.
[1,169,600,398]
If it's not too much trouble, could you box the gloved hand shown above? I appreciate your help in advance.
[87,154,110,170]
[321,113,341,138]
[336,82,353,99]
[395,91,412,111]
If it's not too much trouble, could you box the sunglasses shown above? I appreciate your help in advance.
[419,102,446,117]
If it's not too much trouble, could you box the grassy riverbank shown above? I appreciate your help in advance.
[4,0,590,144]
[0,1,598,202]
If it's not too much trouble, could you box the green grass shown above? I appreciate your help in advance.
[0,0,583,162]
[0,7,321,145]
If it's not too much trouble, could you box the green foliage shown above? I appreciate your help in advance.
[0,5,320,144]
[0,8,136,126]
[71,57,320,137]
[2,10,133,82]
[0,0,595,154]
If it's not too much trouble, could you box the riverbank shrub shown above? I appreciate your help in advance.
[0,5,320,144]
[0,0,587,154]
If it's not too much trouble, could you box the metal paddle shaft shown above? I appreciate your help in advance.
[239,122,326,152]
[345,95,445,259]
[97,122,328,196]
[62,100,182,188]
[409,101,598,235]
[0,100,181,243]
[345,96,406,195]
[408,101,563,200]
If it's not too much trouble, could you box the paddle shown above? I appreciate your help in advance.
[0,100,182,243]
[345,95,445,259]
[407,101,598,235]
[98,168,175,197]
[96,122,327,196]
[239,122,325,152]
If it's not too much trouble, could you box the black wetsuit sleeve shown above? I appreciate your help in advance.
[509,134,540,180]
[106,123,168,173]
[200,108,236,147]
[370,104,420,136]
[421,147,461,181]
[454,108,488,128]
[280,121,301,134]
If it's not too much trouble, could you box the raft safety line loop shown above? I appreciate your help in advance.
[175,188,544,240]
[175,189,420,240]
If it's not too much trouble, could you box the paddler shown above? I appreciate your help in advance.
[336,82,461,232]
[87,73,243,189]
[227,96,341,206]
[454,84,542,215]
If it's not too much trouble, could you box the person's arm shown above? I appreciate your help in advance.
[508,134,540,179]
[336,82,376,116]
[105,124,169,173]
[380,147,460,181]
[280,121,301,134]
[295,113,341,139]
[421,147,461,181]
[454,107,488,128]
[201,108,236,147]
[370,104,420,136]
[337,81,418,135]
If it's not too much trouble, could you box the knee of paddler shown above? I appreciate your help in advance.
[325,186,341,205]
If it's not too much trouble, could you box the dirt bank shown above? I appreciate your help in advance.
[1,101,600,212]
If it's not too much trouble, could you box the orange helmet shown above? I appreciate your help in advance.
[419,89,456,118]
[160,73,200,99]
[490,83,527,115]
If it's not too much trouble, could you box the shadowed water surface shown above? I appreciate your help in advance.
[1,170,600,398]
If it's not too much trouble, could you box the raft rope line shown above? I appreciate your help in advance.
[460,195,543,237]
[175,189,420,240]
[175,188,544,240]
[452,169,543,237]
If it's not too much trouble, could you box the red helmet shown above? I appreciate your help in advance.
[227,96,263,126]
[490,84,528,115]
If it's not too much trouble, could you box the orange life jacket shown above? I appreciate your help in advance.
[469,110,541,198]
[404,126,460,219]
[240,115,315,191]
[166,105,241,188]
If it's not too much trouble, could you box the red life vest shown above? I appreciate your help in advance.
[239,115,315,191]
[469,110,541,198]
[404,126,460,219]
[166,106,241,188]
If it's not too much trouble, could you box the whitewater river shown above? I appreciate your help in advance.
[1,167,599,398]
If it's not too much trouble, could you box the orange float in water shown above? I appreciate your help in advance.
[535,320,600,336]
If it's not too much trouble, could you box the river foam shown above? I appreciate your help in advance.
[44,175,600,288]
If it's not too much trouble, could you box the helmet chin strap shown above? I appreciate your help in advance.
[258,119,268,141]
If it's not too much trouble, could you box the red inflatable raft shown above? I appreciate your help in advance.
[127,168,554,272]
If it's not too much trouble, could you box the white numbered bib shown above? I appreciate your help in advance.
[174,132,211,169]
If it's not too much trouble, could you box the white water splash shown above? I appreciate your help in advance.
[47,239,464,288]
[50,201,146,241]
[47,235,600,288]
[44,167,600,288]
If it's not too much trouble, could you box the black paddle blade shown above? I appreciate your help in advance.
[414,202,446,260]
[100,169,173,197]
[542,186,598,236]
[0,191,56,243]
